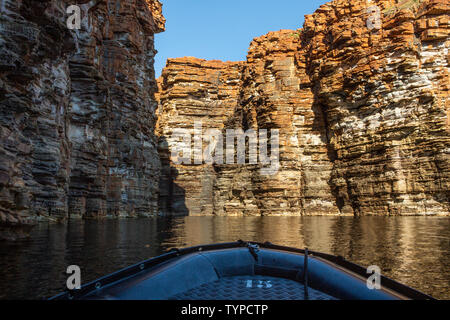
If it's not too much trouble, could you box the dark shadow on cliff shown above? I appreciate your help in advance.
[310,99,349,215]
[157,136,188,216]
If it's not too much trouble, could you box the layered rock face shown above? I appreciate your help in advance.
[237,30,338,216]
[157,0,449,216]
[157,57,243,215]
[158,31,339,217]
[0,0,164,238]
[1,0,72,237]
[1,0,448,237]
[301,0,449,215]
[211,30,339,216]
[67,0,164,219]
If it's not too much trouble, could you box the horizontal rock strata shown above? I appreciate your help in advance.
[1,0,448,240]
[302,0,449,215]
[0,0,165,239]
[157,0,449,216]
[157,57,243,215]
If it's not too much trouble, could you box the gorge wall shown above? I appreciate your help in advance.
[0,0,165,239]
[0,0,449,239]
[157,0,449,217]
[157,57,243,215]
[303,0,449,215]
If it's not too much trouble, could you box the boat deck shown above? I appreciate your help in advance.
[170,275,336,300]
[51,242,433,300]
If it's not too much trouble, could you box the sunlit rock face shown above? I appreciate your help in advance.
[210,30,339,216]
[0,0,165,239]
[302,0,449,215]
[154,32,341,217]
[234,30,339,216]
[157,0,449,216]
[156,57,244,216]
[157,31,339,217]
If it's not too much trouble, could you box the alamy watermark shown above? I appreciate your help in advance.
[169,121,280,176]
[366,5,382,31]
[367,265,381,290]
[66,265,81,290]
[66,5,81,30]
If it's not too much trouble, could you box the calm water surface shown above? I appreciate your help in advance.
[0,216,449,299]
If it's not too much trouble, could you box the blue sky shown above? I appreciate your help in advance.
[154,0,329,77]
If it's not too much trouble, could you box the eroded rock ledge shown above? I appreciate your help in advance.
[156,0,449,217]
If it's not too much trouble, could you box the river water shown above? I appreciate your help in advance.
[0,216,448,300]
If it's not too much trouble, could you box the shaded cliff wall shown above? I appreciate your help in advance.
[0,0,165,238]
[157,0,449,216]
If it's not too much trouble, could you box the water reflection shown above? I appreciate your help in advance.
[0,216,448,299]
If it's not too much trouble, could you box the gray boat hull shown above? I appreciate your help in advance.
[50,241,434,300]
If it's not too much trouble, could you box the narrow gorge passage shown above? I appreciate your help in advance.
[0,0,449,241]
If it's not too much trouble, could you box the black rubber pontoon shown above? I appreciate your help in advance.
[50,241,434,300]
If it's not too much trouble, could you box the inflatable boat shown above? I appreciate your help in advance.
[50,241,434,300]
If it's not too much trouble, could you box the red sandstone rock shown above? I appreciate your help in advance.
[302,0,449,215]
[1,0,448,239]
[156,57,243,215]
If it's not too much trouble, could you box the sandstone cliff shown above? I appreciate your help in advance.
[156,0,449,216]
[157,57,243,215]
[0,0,165,239]
[302,0,449,215]
[1,0,449,240]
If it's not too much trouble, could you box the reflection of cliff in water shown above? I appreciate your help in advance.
[164,216,450,299]
[0,217,448,299]
[0,218,182,299]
